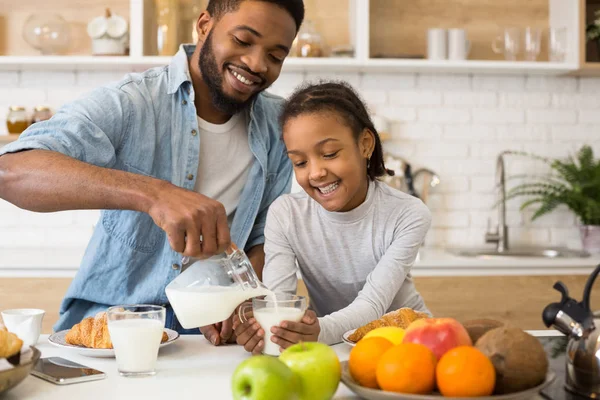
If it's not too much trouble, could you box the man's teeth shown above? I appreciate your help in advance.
[230,70,254,86]
[318,182,339,194]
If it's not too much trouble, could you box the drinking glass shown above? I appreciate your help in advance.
[492,27,521,61]
[549,27,568,62]
[107,305,166,377]
[238,294,307,356]
[524,27,542,61]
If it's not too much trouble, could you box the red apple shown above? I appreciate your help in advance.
[402,318,472,360]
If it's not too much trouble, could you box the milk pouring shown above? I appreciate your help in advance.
[165,245,274,329]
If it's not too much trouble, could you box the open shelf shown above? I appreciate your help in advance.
[0,55,577,75]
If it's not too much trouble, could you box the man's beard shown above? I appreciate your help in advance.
[199,31,260,115]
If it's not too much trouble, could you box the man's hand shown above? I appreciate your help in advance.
[148,181,230,259]
[270,310,319,351]
[200,314,236,345]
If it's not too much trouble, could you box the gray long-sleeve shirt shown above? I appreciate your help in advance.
[262,180,432,345]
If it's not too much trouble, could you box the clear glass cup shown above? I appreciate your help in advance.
[492,27,521,61]
[238,293,307,356]
[106,305,166,377]
[549,27,568,62]
[524,27,542,61]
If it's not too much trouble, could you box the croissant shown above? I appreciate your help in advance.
[0,327,23,358]
[65,311,168,349]
[348,307,430,342]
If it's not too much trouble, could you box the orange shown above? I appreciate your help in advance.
[436,345,496,397]
[376,343,436,394]
[348,337,394,388]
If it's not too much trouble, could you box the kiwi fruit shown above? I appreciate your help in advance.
[476,326,548,394]
[462,318,506,344]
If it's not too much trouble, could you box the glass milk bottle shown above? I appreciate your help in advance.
[165,244,273,329]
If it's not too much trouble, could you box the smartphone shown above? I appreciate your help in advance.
[31,357,106,385]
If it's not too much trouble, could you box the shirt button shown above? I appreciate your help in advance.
[182,100,187,105]
[187,174,194,180]
[191,129,197,136]
[172,263,180,270]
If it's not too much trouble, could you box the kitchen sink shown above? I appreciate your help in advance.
[449,247,590,259]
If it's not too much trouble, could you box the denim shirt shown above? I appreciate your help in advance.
[0,45,292,331]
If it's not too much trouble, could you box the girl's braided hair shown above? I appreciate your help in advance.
[280,80,394,181]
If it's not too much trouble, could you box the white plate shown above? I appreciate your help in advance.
[342,329,357,347]
[48,328,180,358]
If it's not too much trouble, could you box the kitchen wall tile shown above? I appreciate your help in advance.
[433,176,469,194]
[551,125,598,142]
[444,92,497,107]
[579,109,600,123]
[552,93,600,108]
[389,90,442,106]
[390,123,443,140]
[76,71,133,88]
[525,76,577,92]
[418,108,470,124]
[21,71,76,88]
[550,228,583,249]
[378,106,417,122]
[430,211,470,228]
[46,88,91,109]
[496,125,550,142]
[472,75,525,91]
[0,72,19,87]
[415,142,469,158]
[0,88,46,109]
[526,109,577,124]
[579,77,600,93]
[443,125,497,142]
[499,93,551,108]
[361,73,416,90]
[361,90,388,107]
[416,74,471,90]
[19,210,75,227]
[472,108,525,124]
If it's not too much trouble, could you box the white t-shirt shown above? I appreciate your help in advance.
[194,112,253,226]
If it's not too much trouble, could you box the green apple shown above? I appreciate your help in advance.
[279,342,341,400]
[231,355,299,400]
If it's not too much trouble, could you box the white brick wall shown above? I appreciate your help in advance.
[1,71,600,253]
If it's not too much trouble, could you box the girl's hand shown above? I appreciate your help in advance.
[271,310,320,350]
[233,304,265,354]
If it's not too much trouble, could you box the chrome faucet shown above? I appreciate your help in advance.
[485,151,509,252]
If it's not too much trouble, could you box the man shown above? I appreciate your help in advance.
[0,0,304,345]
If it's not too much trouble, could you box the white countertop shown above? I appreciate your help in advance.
[1,247,599,278]
[5,335,357,400]
[4,331,558,399]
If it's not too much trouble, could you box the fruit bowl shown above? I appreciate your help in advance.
[340,361,555,400]
[0,346,41,395]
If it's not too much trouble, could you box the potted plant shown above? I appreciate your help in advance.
[587,10,600,60]
[506,145,600,254]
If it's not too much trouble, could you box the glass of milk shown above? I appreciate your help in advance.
[238,293,308,356]
[107,304,166,377]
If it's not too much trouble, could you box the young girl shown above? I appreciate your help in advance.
[234,81,432,353]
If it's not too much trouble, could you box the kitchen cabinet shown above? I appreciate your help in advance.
[0,0,596,75]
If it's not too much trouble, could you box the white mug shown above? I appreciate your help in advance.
[448,29,470,60]
[427,28,447,60]
[1,309,45,347]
